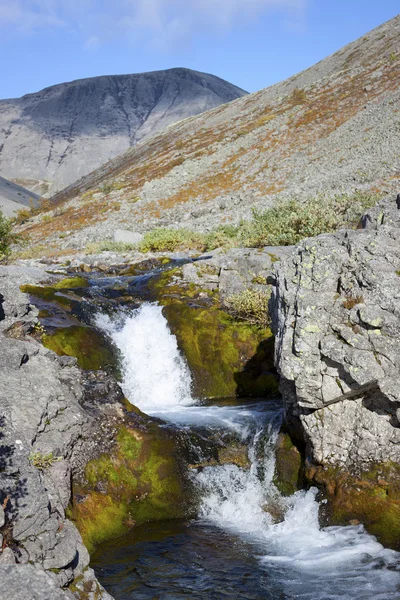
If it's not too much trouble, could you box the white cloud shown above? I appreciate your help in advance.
[0,0,307,47]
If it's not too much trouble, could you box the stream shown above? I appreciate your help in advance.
[30,264,400,599]
[91,300,400,600]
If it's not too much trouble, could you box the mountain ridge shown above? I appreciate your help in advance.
[0,68,247,195]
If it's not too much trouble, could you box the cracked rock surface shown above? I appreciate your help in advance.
[271,195,400,467]
[0,265,113,599]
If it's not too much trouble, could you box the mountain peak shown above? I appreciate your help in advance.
[0,68,247,195]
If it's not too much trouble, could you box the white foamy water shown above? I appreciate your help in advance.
[96,303,194,413]
[195,425,400,598]
[97,302,400,598]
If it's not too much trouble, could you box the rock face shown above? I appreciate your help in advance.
[271,195,400,467]
[0,176,39,217]
[0,68,247,195]
[0,266,112,598]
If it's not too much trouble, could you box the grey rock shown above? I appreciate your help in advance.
[113,229,143,245]
[271,194,400,467]
[0,565,73,600]
[0,549,16,565]
[0,265,114,598]
[0,68,247,195]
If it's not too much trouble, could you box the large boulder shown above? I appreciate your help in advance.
[271,194,400,466]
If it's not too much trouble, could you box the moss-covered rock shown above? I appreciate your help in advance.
[70,420,191,553]
[20,284,74,308]
[53,276,89,289]
[306,461,400,549]
[273,432,302,496]
[42,326,116,371]
[150,269,278,399]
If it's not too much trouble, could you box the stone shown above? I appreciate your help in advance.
[113,229,144,246]
[0,565,73,599]
[270,194,400,467]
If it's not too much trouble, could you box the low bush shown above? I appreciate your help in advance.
[238,192,379,248]
[0,211,16,261]
[224,289,270,327]
[138,228,205,253]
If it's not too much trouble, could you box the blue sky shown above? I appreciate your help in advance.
[0,1,398,99]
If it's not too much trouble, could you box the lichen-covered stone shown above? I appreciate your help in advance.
[273,432,302,496]
[271,195,400,467]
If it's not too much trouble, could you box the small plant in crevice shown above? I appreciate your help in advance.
[342,294,364,310]
[224,289,271,327]
[28,451,62,471]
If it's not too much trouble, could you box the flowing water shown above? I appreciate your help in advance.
[92,302,400,599]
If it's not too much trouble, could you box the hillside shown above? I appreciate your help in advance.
[16,15,400,254]
[0,176,39,217]
[0,68,247,195]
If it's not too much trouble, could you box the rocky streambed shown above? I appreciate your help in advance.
[1,194,400,599]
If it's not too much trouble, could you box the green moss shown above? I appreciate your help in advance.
[148,269,277,398]
[20,284,73,307]
[164,301,276,398]
[53,276,89,289]
[70,424,190,553]
[42,326,116,371]
[273,433,302,496]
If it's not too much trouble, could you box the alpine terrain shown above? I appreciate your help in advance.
[0,68,247,195]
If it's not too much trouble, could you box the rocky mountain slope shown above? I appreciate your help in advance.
[16,14,400,254]
[0,176,39,218]
[0,68,247,196]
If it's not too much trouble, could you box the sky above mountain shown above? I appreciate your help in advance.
[0,1,398,99]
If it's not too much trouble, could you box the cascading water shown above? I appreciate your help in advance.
[95,302,400,600]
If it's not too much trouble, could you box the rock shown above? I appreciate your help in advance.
[0,265,113,598]
[113,229,144,246]
[271,194,400,467]
[0,565,73,599]
[0,549,16,565]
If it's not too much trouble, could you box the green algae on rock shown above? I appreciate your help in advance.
[70,421,191,553]
[53,276,89,289]
[150,268,278,399]
[42,325,116,371]
[272,432,302,496]
[20,283,75,308]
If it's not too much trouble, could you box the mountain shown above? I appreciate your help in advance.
[0,176,39,217]
[0,68,247,195]
[17,15,400,252]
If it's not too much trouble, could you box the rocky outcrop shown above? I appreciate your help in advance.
[0,68,246,195]
[0,266,113,598]
[271,194,400,467]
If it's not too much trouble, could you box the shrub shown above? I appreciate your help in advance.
[239,192,379,248]
[0,211,16,261]
[138,228,205,253]
[204,225,239,251]
[224,289,270,327]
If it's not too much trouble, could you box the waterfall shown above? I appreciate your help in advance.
[96,302,400,599]
[96,303,194,413]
